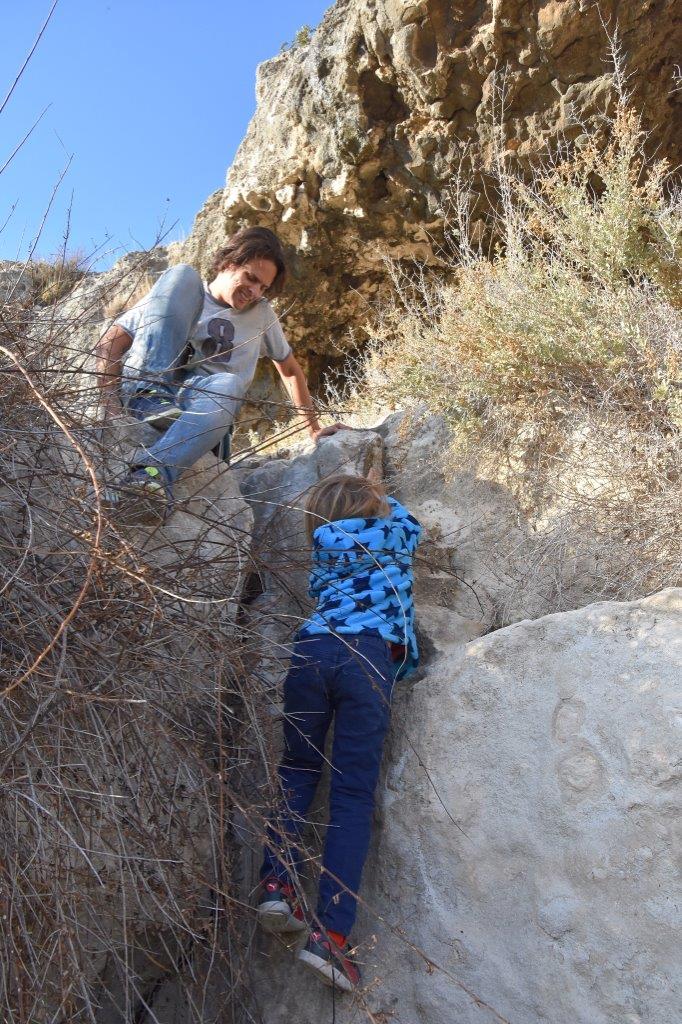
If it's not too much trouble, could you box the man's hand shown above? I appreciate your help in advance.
[311,422,350,442]
[273,354,351,443]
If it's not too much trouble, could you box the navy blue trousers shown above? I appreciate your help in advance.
[260,632,395,936]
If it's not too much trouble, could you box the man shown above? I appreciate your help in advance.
[96,227,343,513]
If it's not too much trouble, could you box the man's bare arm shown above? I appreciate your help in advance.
[273,353,347,441]
[95,324,132,416]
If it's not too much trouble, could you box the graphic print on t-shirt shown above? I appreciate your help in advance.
[202,317,235,360]
[115,279,292,398]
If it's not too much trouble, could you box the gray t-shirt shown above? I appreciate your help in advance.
[116,284,292,394]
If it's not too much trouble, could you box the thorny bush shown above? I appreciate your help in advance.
[0,257,292,1023]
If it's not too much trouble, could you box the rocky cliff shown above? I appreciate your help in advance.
[179,0,682,376]
[3,330,680,1022]
[226,423,681,1024]
[2,1,681,1021]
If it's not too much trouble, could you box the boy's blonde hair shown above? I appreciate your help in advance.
[305,473,390,542]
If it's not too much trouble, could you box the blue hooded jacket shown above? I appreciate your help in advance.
[299,497,422,678]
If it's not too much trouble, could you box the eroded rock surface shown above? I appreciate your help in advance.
[180,0,682,373]
[228,423,682,1023]
[378,409,603,631]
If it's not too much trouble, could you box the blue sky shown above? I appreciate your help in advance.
[0,1,331,269]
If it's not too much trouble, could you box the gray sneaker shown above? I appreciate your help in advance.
[106,465,174,523]
[257,877,307,934]
[129,388,183,431]
[298,931,361,991]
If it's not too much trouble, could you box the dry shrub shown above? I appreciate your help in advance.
[358,101,682,605]
[102,272,155,320]
[0,274,288,1022]
[27,252,87,306]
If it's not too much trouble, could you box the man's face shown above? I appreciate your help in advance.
[211,258,277,311]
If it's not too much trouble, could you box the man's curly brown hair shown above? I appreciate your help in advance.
[208,227,287,297]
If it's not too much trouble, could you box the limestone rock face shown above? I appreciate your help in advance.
[233,424,681,1022]
[251,588,682,1024]
[0,259,32,305]
[180,0,682,369]
[378,409,602,631]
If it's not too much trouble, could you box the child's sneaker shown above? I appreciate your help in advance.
[129,388,183,431]
[257,877,307,934]
[297,930,361,992]
[107,465,174,523]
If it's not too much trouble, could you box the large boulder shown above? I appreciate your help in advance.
[251,588,682,1024]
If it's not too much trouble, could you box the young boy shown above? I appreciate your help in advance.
[257,473,421,991]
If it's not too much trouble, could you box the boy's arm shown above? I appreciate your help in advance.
[273,353,348,441]
[367,470,422,551]
[94,324,132,418]
[387,495,422,552]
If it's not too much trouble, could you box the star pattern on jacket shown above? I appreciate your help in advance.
[299,497,422,679]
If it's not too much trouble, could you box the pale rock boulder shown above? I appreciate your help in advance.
[378,409,627,631]
[0,259,32,304]
[252,588,682,1024]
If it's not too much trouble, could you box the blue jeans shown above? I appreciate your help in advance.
[261,633,395,936]
[121,264,243,483]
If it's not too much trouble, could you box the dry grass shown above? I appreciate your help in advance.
[0,270,291,1022]
[353,100,682,605]
[27,252,87,306]
[102,272,156,321]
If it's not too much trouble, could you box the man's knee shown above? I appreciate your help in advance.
[201,372,248,402]
[181,375,244,432]
[161,263,202,287]
[152,264,203,313]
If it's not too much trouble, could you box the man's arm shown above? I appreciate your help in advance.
[95,324,132,417]
[272,353,347,442]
